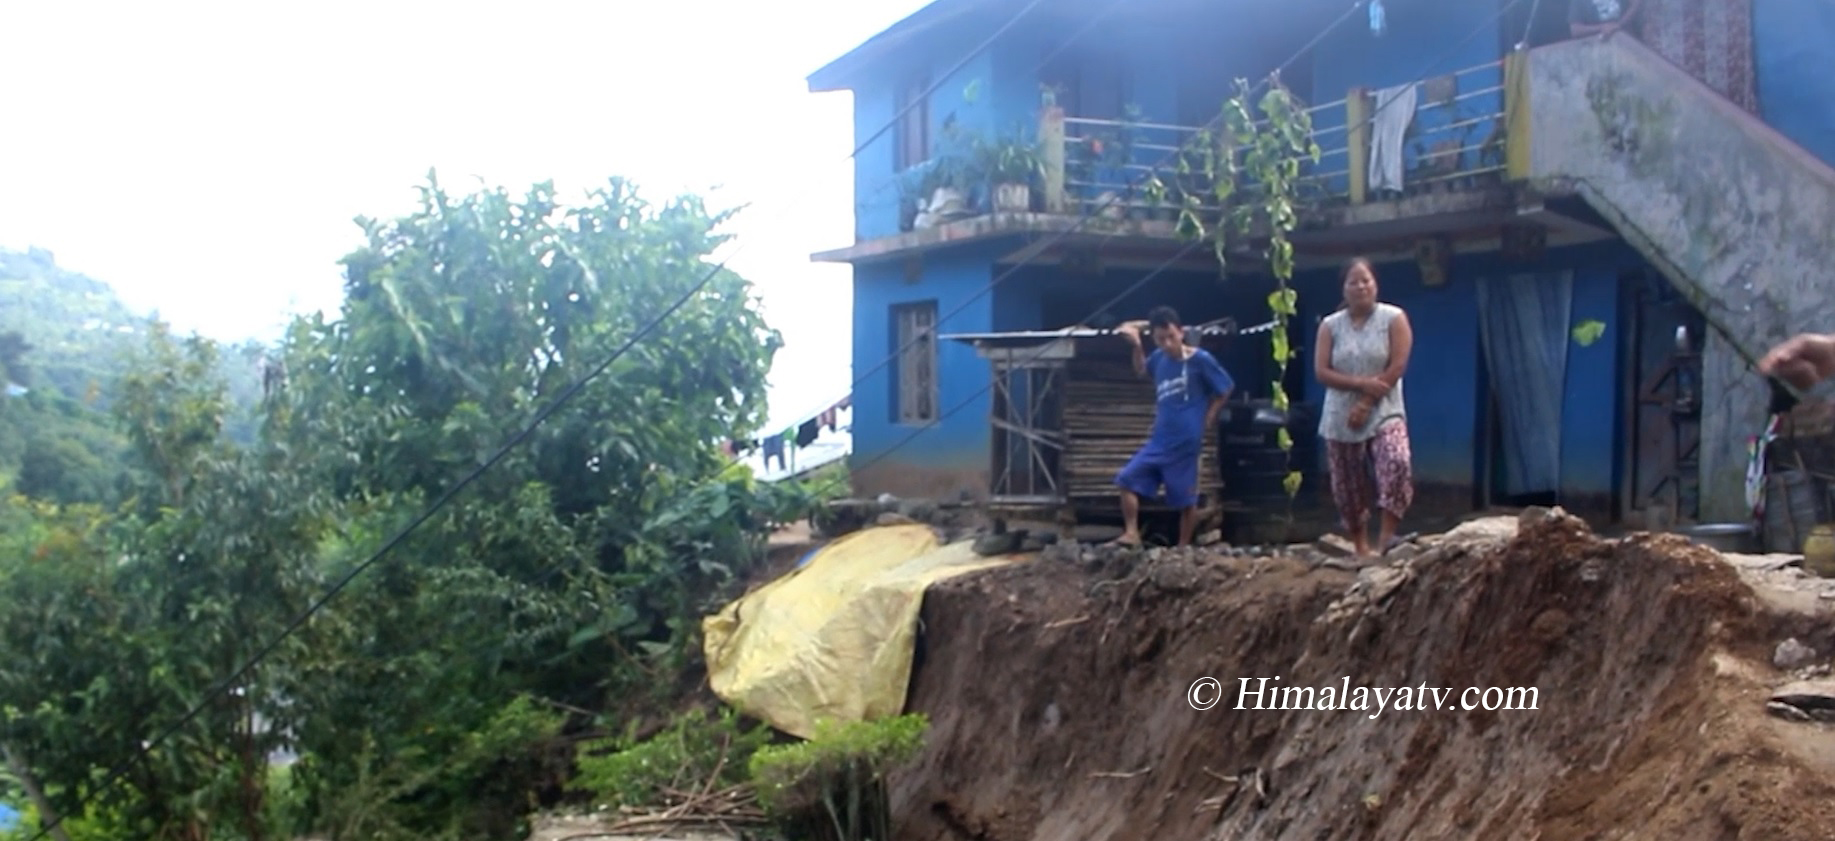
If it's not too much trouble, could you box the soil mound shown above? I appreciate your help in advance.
[892,508,1835,840]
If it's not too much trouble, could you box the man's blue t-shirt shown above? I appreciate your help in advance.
[1143,347,1234,458]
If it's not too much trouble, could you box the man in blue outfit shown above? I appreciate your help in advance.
[1113,305,1234,547]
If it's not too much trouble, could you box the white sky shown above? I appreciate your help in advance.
[0,0,932,431]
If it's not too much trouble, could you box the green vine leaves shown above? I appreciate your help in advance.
[1144,77,1321,502]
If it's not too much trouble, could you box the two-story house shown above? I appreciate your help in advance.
[807,0,1835,536]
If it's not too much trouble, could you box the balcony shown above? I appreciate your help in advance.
[813,55,1569,267]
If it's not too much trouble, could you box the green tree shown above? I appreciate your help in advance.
[0,172,804,841]
[262,173,787,839]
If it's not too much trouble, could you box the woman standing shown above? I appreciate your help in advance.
[1314,258,1415,556]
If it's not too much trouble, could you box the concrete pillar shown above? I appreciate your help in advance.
[1040,105,1067,214]
[1346,88,1370,204]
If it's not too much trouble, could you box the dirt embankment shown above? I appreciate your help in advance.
[893,509,1835,841]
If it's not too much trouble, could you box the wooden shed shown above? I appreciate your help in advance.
[942,320,1281,537]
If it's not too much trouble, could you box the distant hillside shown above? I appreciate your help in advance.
[0,246,268,503]
[0,247,150,403]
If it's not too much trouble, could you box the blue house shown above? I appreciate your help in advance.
[807,0,1835,536]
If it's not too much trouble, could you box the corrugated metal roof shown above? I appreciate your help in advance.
[940,319,1274,348]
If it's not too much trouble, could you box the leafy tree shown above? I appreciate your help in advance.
[262,174,788,839]
[0,172,807,841]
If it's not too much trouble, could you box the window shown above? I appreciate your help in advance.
[1040,47,1127,119]
[893,301,938,424]
[894,75,930,171]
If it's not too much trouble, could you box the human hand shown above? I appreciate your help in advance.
[1347,399,1372,429]
[1357,377,1391,399]
[1759,333,1835,391]
[1119,320,1147,346]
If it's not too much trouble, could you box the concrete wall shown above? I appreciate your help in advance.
[1754,0,1835,169]
[1283,242,1636,523]
[1523,35,1835,520]
[849,243,1006,500]
[851,40,1000,243]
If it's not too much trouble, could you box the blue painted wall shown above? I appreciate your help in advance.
[1754,0,1835,169]
[1309,0,1507,195]
[850,243,1008,484]
[851,38,1001,242]
[1289,242,1639,511]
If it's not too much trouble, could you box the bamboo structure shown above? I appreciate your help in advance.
[948,324,1258,533]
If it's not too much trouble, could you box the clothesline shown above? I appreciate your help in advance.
[724,394,853,470]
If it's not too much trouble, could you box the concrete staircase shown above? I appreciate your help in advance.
[1518,34,1835,520]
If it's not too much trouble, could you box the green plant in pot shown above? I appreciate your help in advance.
[973,135,1043,213]
[910,153,973,229]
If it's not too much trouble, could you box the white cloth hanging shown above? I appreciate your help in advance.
[1368,82,1417,194]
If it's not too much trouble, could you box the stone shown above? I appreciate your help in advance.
[1766,701,1813,722]
[1770,679,1835,712]
[1316,535,1357,558]
[1196,530,1223,547]
[972,531,1023,557]
[1774,638,1819,671]
[895,498,938,522]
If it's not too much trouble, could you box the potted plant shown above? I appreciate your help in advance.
[972,134,1043,213]
[910,154,973,230]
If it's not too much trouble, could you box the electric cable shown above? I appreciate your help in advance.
[763,0,1375,443]
[20,3,1531,836]
[13,3,1084,837]
[789,0,1535,505]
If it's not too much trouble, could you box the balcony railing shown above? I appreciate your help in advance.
[1038,57,1512,220]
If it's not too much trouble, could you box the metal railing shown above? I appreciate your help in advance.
[1044,57,1510,218]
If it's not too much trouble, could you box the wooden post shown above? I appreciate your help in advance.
[1345,88,1371,205]
[1040,105,1067,214]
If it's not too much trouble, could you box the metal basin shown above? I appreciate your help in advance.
[1679,523,1758,554]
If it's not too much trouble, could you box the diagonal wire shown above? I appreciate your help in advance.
[14,3,1077,838]
[765,0,1375,440]
[790,0,1535,504]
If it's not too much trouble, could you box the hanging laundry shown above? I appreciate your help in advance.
[838,395,852,411]
[796,418,820,448]
[1368,82,1416,195]
[762,435,786,471]
[1369,0,1386,36]
[818,406,839,432]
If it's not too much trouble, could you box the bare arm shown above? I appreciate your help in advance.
[1205,394,1230,430]
[1374,310,1414,387]
[1312,320,1364,390]
[1119,320,1149,378]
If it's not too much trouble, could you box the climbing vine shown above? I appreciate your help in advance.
[1144,77,1321,525]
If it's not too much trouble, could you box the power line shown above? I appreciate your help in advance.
[845,0,1132,211]
[22,2,1532,836]
[765,0,1375,442]
[16,3,1069,837]
[20,246,749,841]
[793,0,1535,504]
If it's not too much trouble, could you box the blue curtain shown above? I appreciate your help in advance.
[1476,272,1574,496]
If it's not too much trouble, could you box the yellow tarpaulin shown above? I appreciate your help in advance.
[702,524,1028,739]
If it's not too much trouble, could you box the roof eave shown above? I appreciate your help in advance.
[804,0,984,93]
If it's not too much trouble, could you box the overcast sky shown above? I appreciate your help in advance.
[0,0,930,430]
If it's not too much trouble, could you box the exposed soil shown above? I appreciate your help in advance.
[892,508,1835,841]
